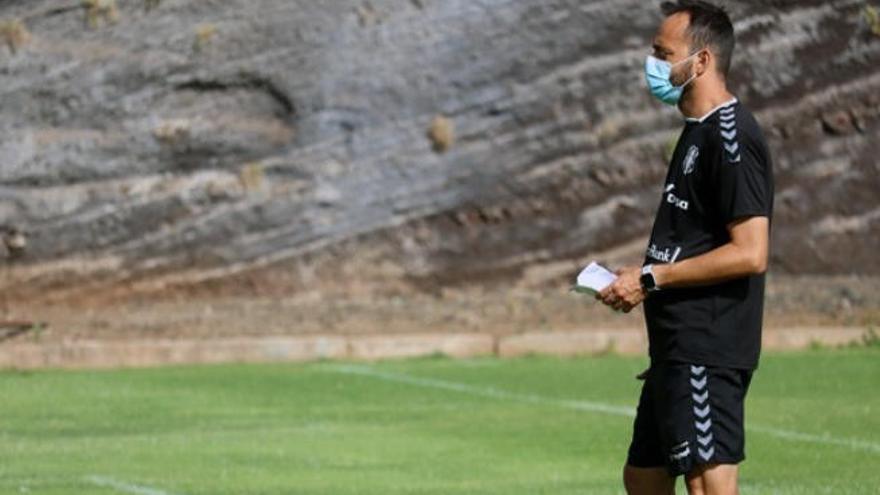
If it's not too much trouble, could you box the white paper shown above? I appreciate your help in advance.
[574,261,617,294]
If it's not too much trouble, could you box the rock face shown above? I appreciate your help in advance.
[1,0,878,302]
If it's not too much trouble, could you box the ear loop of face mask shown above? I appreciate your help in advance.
[670,50,702,89]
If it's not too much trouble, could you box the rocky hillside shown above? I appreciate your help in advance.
[1,0,878,304]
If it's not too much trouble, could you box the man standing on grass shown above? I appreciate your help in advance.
[596,1,774,494]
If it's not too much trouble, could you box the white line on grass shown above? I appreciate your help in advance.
[327,363,635,417]
[85,475,185,495]
[746,425,880,455]
[326,363,880,455]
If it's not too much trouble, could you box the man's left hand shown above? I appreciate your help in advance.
[596,266,647,313]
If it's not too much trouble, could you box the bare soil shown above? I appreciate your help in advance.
[3,274,877,345]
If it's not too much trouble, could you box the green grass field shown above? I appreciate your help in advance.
[0,348,878,494]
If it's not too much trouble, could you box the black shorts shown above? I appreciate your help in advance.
[626,361,754,477]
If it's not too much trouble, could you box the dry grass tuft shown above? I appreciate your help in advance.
[864,4,880,37]
[239,163,265,192]
[82,0,119,29]
[193,23,217,52]
[0,18,30,54]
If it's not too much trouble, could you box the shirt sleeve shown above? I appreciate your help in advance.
[712,131,773,226]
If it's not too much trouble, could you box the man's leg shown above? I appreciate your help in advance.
[685,463,738,495]
[625,367,673,494]
[623,465,675,495]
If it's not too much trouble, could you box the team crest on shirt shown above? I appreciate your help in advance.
[682,145,699,175]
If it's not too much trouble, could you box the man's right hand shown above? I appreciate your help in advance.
[596,265,646,313]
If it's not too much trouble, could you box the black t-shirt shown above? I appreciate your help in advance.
[642,99,774,370]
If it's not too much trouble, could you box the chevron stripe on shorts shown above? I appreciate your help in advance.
[690,365,715,461]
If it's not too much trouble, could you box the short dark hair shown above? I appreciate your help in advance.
[660,0,735,76]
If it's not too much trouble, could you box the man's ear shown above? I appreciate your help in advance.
[696,49,712,77]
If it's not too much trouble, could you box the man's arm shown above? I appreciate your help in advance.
[597,216,769,312]
[653,215,769,287]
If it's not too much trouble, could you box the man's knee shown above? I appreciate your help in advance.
[685,463,739,495]
[623,464,674,495]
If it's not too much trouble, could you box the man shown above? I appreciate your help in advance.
[596,1,774,494]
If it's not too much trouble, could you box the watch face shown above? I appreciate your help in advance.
[641,272,656,290]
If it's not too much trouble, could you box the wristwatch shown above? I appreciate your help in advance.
[640,264,661,293]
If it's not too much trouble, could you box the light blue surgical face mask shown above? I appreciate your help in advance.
[645,53,699,106]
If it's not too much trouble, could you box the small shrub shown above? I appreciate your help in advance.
[861,326,880,348]
[864,4,880,37]
[808,340,826,351]
[425,351,450,361]
[840,326,880,349]
[29,322,47,342]
[193,24,217,52]
[144,0,162,12]
[0,18,30,54]
[239,163,265,192]
[82,0,119,29]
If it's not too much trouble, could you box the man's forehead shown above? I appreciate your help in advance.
[654,12,691,50]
